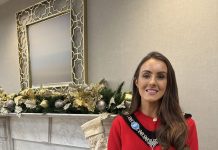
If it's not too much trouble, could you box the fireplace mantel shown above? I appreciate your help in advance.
[0,113,115,150]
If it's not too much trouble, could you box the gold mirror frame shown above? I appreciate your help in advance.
[16,0,87,90]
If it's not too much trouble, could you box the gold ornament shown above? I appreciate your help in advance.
[40,99,48,108]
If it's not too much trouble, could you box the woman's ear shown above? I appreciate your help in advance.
[135,79,138,88]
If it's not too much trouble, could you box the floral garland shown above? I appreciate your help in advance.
[0,80,132,117]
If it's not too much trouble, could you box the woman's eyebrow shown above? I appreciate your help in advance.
[142,70,152,73]
[142,70,167,74]
[157,71,167,74]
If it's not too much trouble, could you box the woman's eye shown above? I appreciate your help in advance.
[143,74,150,79]
[157,75,166,80]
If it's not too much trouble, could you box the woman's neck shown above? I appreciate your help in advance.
[140,101,159,118]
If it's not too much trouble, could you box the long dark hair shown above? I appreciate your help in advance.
[129,51,189,150]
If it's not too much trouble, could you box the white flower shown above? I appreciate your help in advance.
[109,97,115,108]
[15,106,22,118]
[116,101,125,109]
[1,107,9,115]
[25,99,36,109]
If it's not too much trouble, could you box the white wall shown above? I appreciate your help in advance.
[0,0,218,149]
[87,0,218,149]
[0,0,42,92]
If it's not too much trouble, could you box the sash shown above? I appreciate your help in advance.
[122,114,158,148]
[122,113,192,149]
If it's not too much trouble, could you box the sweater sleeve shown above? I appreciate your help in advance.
[186,118,199,150]
[107,116,122,150]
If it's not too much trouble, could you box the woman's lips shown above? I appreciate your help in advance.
[146,89,158,95]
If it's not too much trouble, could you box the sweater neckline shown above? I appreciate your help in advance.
[136,110,159,120]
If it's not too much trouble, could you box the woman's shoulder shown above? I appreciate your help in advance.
[112,114,124,123]
[109,114,127,133]
[111,114,129,127]
[184,114,197,129]
[184,114,198,148]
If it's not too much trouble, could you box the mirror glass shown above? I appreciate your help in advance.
[28,14,71,87]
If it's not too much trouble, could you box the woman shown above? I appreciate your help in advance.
[108,51,198,150]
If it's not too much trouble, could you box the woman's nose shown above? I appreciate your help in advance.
[149,76,156,86]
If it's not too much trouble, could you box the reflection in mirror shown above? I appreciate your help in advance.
[28,14,71,87]
[16,0,87,90]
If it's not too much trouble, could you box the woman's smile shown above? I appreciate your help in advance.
[135,58,167,103]
[146,88,159,95]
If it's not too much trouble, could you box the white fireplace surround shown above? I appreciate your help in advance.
[0,113,115,150]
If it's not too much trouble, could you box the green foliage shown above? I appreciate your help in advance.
[113,81,125,105]
[100,87,114,105]
[0,80,132,115]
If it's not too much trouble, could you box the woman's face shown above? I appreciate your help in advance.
[135,58,167,103]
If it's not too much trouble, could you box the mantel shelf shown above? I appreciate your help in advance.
[0,113,116,119]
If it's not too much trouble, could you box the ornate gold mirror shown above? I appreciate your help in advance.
[16,0,87,90]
